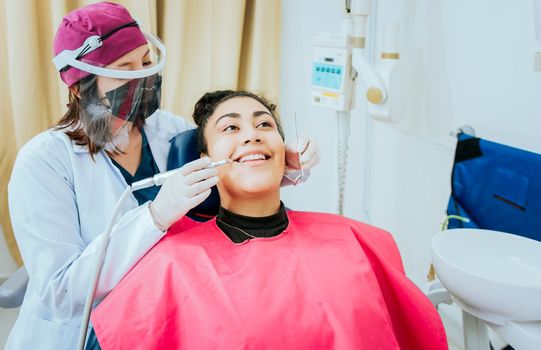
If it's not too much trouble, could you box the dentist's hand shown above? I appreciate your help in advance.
[149,157,219,231]
[285,136,320,171]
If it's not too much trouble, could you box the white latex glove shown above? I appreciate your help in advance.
[149,157,219,230]
[285,136,320,172]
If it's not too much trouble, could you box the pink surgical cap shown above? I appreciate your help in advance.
[53,2,147,87]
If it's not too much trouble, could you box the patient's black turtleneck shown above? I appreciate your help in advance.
[216,202,289,243]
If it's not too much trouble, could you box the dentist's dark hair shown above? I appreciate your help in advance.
[53,74,146,158]
[192,90,284,154]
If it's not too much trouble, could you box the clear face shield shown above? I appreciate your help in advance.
[53,29,166,151]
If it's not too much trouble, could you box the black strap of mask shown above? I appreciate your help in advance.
[99,21,139,42]
[60,21,140,73]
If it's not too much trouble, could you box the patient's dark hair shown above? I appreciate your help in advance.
[192,90,284,153]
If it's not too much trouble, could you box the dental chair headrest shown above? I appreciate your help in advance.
[167,129,220,221]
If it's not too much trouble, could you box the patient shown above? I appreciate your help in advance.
[90,90,447,349]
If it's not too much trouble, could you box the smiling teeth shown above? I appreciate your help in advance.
[238,154,266,163]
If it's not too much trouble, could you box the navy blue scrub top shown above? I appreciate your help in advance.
[110,128,161,205]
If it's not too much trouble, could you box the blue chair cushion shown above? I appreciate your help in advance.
[447,133,541,242]
[167,129,220,221]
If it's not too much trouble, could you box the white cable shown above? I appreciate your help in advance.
[361,0,377,223]
[77,187,132,350]
[337,111,351,215]
[361,116,373,222]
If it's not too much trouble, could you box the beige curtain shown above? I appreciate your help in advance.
[0,0,281,266]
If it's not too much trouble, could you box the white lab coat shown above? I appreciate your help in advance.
[5,110,193,350]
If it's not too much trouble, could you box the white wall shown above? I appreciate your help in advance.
[280,0,541,287]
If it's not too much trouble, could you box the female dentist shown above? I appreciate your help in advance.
[5,2,319,349]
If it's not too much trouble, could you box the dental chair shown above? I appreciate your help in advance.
[0,128,220,309]
[427,129,541,349]
[167,128,220,221]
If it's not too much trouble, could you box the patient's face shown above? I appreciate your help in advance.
[203,96,285,198]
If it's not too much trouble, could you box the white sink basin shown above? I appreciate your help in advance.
[432,229,541,323]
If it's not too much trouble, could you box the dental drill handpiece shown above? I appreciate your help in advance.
[131,159,232,191]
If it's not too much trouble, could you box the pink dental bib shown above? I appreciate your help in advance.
[92,211,446,349]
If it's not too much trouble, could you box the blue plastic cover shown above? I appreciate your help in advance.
[446,133,541,241]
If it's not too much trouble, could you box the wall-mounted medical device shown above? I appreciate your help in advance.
[352,22,400,121]
[310,0,402,215]
[311,33,356,111]
[311,1,400,120]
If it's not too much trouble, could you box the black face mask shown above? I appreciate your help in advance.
[105,73,162,122]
